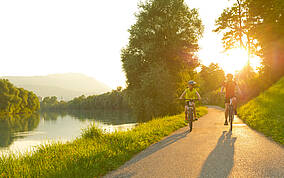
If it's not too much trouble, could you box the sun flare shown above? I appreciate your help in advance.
[219,48,261,75]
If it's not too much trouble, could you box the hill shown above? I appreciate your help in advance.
[1,73,111,101]
[238,76,284,145]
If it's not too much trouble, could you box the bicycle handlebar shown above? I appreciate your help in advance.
[178,98,199,101]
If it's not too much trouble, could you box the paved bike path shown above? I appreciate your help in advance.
[105,106,284,178]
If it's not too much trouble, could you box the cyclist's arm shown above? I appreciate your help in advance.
[236,83,242,96]
[220,85,225,93]
[196,91,201,100]
[179,90,186,99]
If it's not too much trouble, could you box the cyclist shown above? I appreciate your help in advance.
[179,80,201,121]
[220,74,241,125]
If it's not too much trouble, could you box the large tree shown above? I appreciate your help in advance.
[215,0,284,83]
[214,0,259,58]
[248,0,284,81]
[121,0,203,119]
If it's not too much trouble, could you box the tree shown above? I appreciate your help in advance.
[0,79,39,115]
[216,0,284,83]
[214,0,259,62]
[196,63,225,106]
[121,0,203,119]
[235,64,260,101]
[248,0,284,81]
[198,63,225,95]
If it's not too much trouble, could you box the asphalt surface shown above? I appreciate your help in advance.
[105,106,284,178]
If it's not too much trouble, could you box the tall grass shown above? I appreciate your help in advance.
[238,77,284,145]
[0,107,207,177]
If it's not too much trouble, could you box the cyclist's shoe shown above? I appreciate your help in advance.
[194,117,198,121]
[224,120,228,125]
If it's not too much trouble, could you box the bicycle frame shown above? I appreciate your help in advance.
[184,99,198,132]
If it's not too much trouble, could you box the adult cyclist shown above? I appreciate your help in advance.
[179,80,201,121]
[220,74,241,125]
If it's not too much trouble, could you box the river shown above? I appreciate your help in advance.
[0,110,137,155]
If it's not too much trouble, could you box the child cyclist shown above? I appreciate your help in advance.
[179,80,201,121]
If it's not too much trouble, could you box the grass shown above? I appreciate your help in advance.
[0,107,207,177]
[238,77,284,145]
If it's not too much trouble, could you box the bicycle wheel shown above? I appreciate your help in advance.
[189,107,193,132]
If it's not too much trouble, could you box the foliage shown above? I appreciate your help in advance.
[248,0,284,81]
[215,0,284,103]
[238,76,284,145]
[122,0,203,119]
[40,87,130,111]
[196,63,225,106]
[0,107,207,177]
[235,64,266,103]
[215,0,284,84]
[214,0,258,55]
[0,79,40,116]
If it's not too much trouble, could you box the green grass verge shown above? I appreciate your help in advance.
[0,107,207,177]
[238,77,284,145]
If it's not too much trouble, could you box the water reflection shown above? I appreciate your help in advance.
[0,114,40,148]
[41,110,137,125]
[0,110,137,154]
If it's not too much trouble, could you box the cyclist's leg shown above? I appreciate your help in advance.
[225,104,229,118]
[224,97,229,125]
[193,103,197,120]
[184,105,189,120]
[232,96,237,115]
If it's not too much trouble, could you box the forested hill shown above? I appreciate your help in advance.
[1,73,111,101]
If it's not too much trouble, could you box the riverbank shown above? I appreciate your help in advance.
[0,107,208,177]
[238,77,284,145]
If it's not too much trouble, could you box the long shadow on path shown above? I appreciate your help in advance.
[124,129,191,167]
[199,131,237,178]
[106,128,193,177]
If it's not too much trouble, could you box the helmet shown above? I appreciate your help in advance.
[227,73,233,79]
[188,80,196,85]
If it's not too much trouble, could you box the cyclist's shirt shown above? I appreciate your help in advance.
[185,88,198,99]
[222,80,237,98]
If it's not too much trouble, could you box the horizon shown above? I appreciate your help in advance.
[0,72,112,90]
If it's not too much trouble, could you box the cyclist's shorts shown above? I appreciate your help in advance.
[185,101,195,107]
[225,96,236,103]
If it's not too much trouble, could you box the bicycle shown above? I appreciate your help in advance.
[180,99,199,132]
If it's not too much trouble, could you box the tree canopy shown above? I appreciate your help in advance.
[196,63,225,106]
[40,87,130,111]
[215,0,284,83]
[0,79,40,116]
[121,0,203,119]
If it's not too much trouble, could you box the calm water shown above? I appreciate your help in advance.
[0,110,137,155]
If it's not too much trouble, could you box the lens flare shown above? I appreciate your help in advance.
[219,48,261,74]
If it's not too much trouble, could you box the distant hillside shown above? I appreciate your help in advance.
[1,73,111,101]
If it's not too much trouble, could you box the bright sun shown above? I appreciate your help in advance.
[219,48,261,75]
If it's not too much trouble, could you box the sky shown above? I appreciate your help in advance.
[0,0,261,89]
